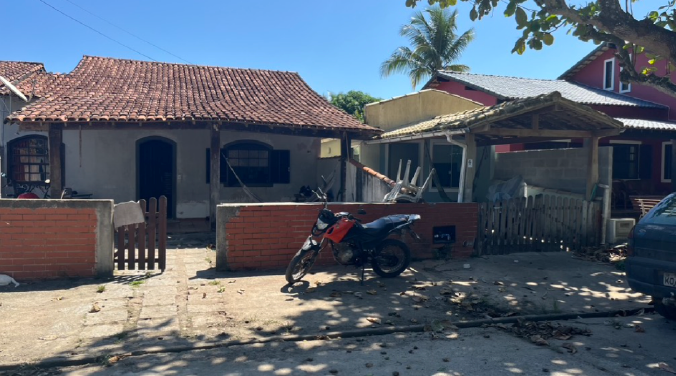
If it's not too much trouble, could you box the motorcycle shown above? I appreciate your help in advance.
[285,189,422,284]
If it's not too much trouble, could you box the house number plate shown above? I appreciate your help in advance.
[664,272,676,288]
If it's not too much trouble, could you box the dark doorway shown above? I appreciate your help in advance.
[138,138,175,218]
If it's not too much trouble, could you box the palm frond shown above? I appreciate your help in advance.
[382,6,473,86]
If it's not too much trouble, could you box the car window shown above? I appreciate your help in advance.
[644,193,676,226]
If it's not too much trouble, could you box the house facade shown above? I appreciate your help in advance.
[424,47,676,206]
[2,56,381,221]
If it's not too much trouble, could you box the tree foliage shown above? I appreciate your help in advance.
[381,7,475,89]
[329,91,382,122]
[405,0,676,97]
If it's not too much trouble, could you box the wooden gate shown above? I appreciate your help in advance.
[477,194,601,255]
[114,196,167,271]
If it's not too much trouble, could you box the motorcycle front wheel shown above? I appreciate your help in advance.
[285,248,319,284]
[371,239,411,278]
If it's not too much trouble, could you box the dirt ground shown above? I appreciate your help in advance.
[0,235,651,370]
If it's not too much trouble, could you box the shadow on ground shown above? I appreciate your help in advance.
[0,234,655,375]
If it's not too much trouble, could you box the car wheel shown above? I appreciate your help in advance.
[654,300,676,320]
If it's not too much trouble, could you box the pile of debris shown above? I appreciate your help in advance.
[574,244,627,264]
[491,319,591,347]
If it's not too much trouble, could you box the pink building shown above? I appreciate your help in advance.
[424,43,676,213]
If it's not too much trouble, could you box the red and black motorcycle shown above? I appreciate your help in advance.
[285,190,421,284]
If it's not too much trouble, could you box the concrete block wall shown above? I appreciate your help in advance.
[216,202,478,271]
[494,148,599,195]
[0,200,114,280]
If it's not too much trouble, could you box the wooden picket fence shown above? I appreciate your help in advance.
[114,196,167,271]
[477,194,601,255]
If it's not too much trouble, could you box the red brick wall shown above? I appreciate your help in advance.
[0,207,98,280]
[219,203,478,271]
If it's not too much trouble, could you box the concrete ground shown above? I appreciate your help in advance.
[0,234,666,375]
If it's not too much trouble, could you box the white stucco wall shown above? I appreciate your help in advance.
[2,124,321,217]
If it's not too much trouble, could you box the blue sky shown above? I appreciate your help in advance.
[4,0,655,100]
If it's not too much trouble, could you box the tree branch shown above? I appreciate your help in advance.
[540,0,676,66]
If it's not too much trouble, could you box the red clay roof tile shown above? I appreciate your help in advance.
[6,56,380,135]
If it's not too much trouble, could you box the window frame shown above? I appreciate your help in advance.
[610,140,642,180]
[603,58,615,91]
[223,140,274,187]
[7,135,50,185]
[662,141,673,183]
[429,139,462,192]
[619,54,632,93]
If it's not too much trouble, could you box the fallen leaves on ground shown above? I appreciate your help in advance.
[562,342,578,353]
[366,317,381,325]
[492,319,591,346]
[90,303,101,313]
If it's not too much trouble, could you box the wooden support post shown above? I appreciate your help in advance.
[339,133,350,202]
[585,137,599,201]
[48,124,63,198]
[672,139,676,193]
[210,124,221,229]
[462,133,477,203]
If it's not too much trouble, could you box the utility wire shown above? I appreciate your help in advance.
[62,0,193,64]
[37,0,157,62]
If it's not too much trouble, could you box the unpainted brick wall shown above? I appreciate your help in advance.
[0,208,98,279]
[219,202,478,271]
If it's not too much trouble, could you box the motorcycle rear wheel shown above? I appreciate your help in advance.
[285,248,319,284]
[371,239,411,278]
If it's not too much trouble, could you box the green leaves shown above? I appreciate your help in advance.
[515,7,528,29]
[330,91,382,122]
[470,7,478,21]
[542,33,554,46]
[504,1,517,17]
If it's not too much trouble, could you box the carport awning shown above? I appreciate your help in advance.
[371,91,624,146]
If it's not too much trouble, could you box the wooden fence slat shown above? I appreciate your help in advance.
[561,197,570,251]
[581,200,589,248]
[148,198,157,270]
[481,202,490,255]
[127,224,136,269]
[525,196,534,249]
[117,228,125,270]
[138,199,147,270]
[555,196,563,252]
[488,203,496,254]
[532,195,542,251]
[159,196,168,271]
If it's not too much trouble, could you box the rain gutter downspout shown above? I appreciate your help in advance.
[444,130,467,203]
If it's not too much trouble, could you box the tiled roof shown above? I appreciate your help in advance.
[381,92,623,139]
[0,61,45,94]
[7,56,380,134]
[435,71,664,108]
[616,118,676,131]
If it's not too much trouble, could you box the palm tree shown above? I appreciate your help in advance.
[381,7,475,89]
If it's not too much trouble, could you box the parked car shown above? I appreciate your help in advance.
[626,192,676,320]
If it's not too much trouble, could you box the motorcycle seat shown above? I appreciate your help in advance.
[361,215,411,238]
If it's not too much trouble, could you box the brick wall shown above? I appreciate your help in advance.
[216,202,478,271]
[0,200,114,280]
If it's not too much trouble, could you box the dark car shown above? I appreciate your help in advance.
[626,192,676,320]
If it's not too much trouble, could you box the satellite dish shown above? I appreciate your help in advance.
[0,75,28,102]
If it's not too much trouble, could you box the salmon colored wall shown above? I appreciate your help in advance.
[0,208,98,280]
[570,48,676,120]
[218,203,478,271]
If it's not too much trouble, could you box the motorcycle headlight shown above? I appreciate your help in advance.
[316,217,329,230]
